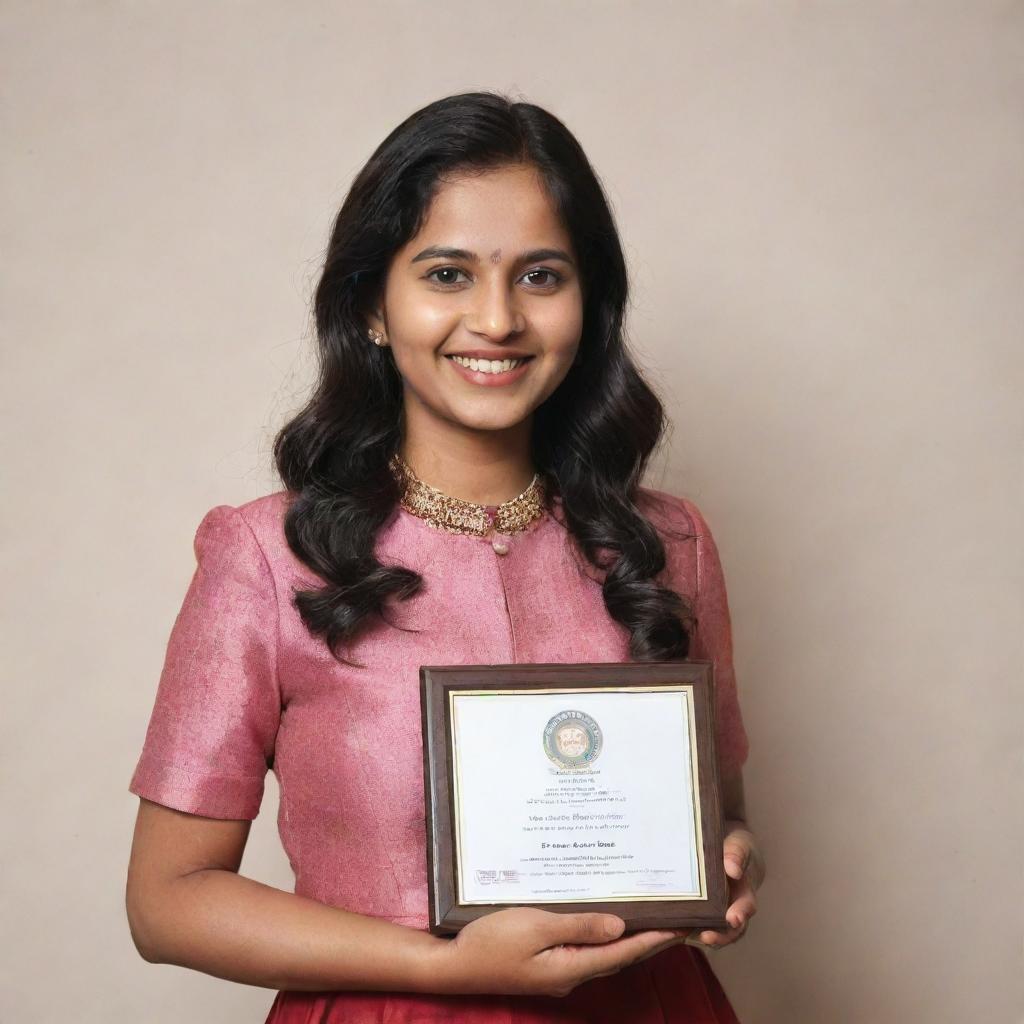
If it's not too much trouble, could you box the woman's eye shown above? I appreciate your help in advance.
[523,269,561,287]
[426,267,469,287]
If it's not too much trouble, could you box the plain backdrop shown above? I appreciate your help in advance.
[2,2,1021,1022]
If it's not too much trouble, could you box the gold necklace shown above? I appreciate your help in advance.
[388,452,548,537]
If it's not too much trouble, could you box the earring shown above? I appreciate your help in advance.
[367,329,387,347]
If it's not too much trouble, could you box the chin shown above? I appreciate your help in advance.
[457,417,530,434]
[447,407,532,433]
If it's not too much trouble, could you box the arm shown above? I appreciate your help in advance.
[125,507,448,991]
[126,797,691,997]
[125,798,446,992]
[678,496,765,946]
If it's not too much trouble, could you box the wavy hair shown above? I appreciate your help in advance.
[274,91,695,665]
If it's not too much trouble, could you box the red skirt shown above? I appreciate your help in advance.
[263,945,740,1023]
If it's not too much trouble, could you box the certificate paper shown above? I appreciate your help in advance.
[449,687,705,905]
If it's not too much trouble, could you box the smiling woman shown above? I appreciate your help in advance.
[126,90,761,1024]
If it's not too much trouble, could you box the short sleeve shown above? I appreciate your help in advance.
[128,504,282,820]
[681,498,751,779]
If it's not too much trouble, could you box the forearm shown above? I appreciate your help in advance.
[135,868,449,993]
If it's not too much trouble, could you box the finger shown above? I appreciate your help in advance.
[723,832,752,881]
[725,875,758,929]
[628,932,693,966]
[697,917,749,949]
[545,912,626,948]
[563,928,683,980]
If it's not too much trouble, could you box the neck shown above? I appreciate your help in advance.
[399,419,535,507]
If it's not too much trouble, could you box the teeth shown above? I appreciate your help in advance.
[450,355,525,374]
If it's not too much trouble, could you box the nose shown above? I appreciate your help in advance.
[464,277,526,341]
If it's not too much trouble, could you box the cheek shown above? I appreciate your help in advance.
[385,277,456,341]
[537,299,584,363]
[391,302,454,342]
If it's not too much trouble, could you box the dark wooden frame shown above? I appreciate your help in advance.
[420,661,728,934]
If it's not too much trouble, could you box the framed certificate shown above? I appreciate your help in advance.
[419,661,729,934]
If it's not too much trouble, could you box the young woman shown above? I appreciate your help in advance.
[126,91,765,1023]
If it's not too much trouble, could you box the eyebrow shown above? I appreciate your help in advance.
[410,245,576,267]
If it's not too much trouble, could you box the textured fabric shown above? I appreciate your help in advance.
[129,486,749,1021]
[261,949,740,1023]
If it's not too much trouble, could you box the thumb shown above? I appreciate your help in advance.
[547,912,626,946]
[724,832,752,881]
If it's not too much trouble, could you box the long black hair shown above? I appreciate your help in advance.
[273,91,695,665]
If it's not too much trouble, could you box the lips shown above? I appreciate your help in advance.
[446,354,532,375]
[444,353,534,387]
[445,349,534,361]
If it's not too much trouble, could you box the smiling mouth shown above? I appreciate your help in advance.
[445,354,534,375]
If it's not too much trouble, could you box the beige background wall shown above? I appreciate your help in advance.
[2,2,1021,1021]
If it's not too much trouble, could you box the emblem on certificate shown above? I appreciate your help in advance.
[419,661,730,934]
[543,710,603,769]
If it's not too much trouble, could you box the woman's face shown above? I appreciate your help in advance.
[369,163,584,439]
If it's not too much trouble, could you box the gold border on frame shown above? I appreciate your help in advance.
[448,684,707,907]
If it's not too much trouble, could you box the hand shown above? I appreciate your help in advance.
[433,906,690,998]
[685,825,764,952]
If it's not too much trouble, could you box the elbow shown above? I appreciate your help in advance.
[126,908,160,964]
[132,938,160,965]
[125,882,166,964]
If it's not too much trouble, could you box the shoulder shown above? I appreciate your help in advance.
[636,485,711,543]
[550,485,708,538]
[234,489,294,548]
[548,486,714,569]
[636,486,729,598]
[190,490,305,582]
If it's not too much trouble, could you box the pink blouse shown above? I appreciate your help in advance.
[129,486,749,1022]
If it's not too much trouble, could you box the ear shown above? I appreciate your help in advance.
[361,285,388,332]
[363,308,385,334]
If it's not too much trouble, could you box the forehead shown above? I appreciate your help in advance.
[408,164,572,251]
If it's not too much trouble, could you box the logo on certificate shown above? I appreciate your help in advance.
[543,710,603,769]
